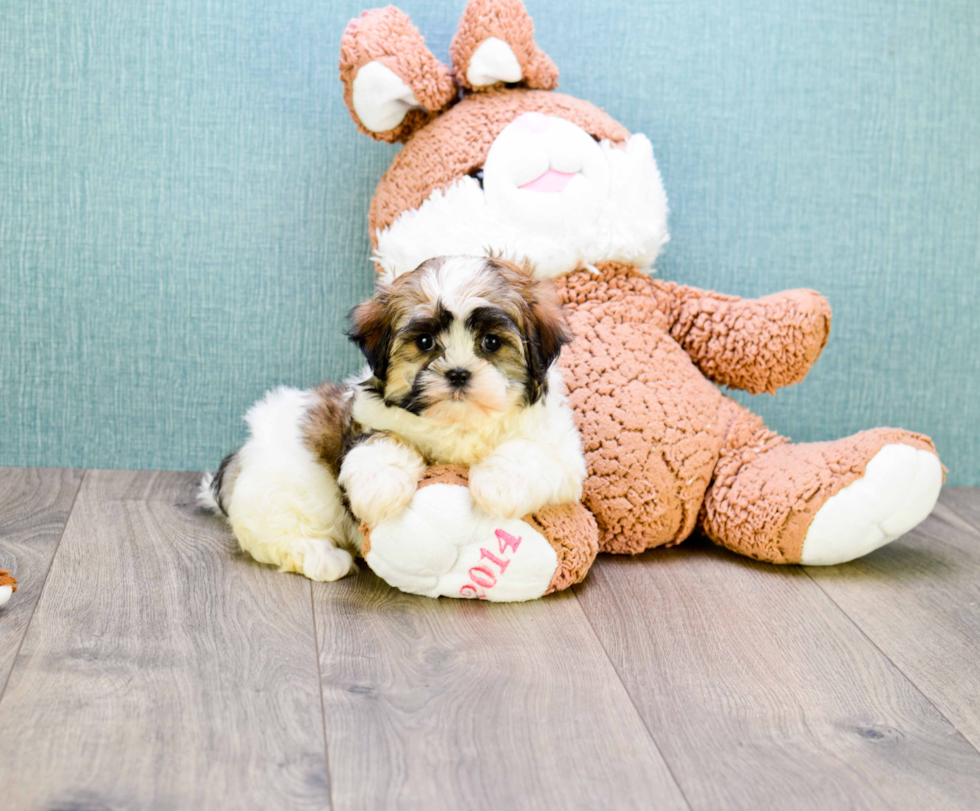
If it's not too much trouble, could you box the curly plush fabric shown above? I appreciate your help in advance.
[339,6,457,143]
[368,89,629,245]
[449,0,559,91]
[555,262,938,560]
[525,506,599,594]
[556,263,728,554]
[415,463,472,489]
[661,285,832,395]
[558,263,833,395]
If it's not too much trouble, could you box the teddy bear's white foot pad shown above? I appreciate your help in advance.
[801,444,942,565]
[0,585,12,608]
[364,483,559,602]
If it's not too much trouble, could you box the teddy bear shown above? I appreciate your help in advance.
[0,570,17,608]
[336,0,944,601]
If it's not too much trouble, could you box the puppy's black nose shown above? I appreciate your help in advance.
[445,368,471,389]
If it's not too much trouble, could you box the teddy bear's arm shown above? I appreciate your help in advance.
[651,281,832,394]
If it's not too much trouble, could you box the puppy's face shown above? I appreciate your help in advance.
[349,256,570,427]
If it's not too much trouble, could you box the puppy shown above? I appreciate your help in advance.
[199,255,586,582]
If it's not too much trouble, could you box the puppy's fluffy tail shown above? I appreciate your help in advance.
[198,451,239,517]
[198,471,222,513]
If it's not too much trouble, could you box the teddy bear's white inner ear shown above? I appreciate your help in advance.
[352,61,425,132]
[466,37,523,86]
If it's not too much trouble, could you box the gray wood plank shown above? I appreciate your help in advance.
[314,569,690,811]
[941,486,980,535]
[0,470,330,811]
[574,539,980,811]
[0,467,84,694]
[806,489,980,751]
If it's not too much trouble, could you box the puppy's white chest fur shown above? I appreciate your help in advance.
[352,365,565,466]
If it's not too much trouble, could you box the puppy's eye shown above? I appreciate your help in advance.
[482,334,502,353]
[415,334,434,352]
[467,167,485,189]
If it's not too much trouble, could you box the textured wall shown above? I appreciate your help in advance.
[1,0,978,483]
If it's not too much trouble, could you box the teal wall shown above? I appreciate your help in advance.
[2,0,978,483]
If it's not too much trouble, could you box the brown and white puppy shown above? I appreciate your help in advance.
[200,255,586,582]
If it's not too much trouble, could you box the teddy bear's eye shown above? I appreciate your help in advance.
[467,168,485,189]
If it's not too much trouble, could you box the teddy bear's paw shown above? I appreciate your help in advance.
[363,482,560,602]
[801,444,943,565]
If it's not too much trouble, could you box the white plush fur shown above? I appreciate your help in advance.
[0,585,11,608]
[375,124,669,281]
[351,60,422,132]
[466,37,523,86]
[200,387,360,582]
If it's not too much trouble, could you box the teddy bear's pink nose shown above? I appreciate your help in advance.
[511,111,550,134]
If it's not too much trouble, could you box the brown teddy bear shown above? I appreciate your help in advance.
[339,0,943,601]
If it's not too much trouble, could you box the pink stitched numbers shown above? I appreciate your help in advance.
[459,529,523,598]
[495,529,521,554]
[479,547,510,573]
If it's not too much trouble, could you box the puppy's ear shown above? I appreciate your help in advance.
[521,274,571,405]
[484,255,571,402]
[348,287,394,380]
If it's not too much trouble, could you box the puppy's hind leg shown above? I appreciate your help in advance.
[207,387,360,582]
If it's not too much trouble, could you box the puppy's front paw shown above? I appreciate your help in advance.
[339,437,425,528]
[469,460,540,519]
[345,464,421,527]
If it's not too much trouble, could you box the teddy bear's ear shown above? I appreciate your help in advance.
[339,7,458,143]
[450,0,558,92]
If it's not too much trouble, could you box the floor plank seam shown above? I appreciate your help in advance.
[0,469,86,705]
[310,581,335,811]
[570,584,696,811]
[802,567,980,759]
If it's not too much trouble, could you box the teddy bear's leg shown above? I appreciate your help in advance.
[700,399,943,565]
[362,466,598,601]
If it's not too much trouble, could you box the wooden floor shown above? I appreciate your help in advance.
[1,469,979,810]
